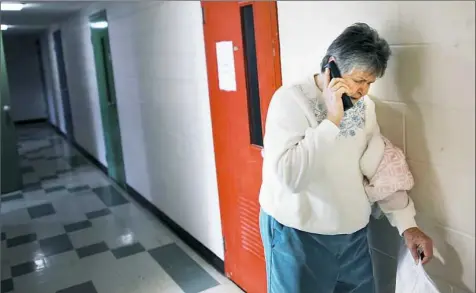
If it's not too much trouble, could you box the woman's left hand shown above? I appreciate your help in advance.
[403,227,434,265]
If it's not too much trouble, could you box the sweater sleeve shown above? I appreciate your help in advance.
[380,196,418,235]
[263,86,340,193]
[364,97,418,235]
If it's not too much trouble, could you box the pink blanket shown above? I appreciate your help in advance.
[363,136,414,210]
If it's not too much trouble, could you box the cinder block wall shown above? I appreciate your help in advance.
[277,1,475,292]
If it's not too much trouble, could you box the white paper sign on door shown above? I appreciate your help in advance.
[215,41,237,92]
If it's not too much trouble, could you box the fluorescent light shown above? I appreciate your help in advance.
[1,2,24,11]
[90,21,108,29]
[1,25,9,31]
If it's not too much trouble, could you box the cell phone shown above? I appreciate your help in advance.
[325,60,354,111]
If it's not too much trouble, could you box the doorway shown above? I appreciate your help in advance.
[53,30,74,141]
[0,32,22,194]
[201,2,282,292]
[35,39,50,121]
[89,10,126,187]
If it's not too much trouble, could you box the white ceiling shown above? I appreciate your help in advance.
[1,2,94,35]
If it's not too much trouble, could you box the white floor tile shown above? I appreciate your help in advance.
[199,283,244,293]
[2,125,232,293]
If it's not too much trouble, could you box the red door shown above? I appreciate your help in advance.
[202,2,282,292]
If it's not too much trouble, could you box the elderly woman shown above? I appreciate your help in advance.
[259,23,433,293]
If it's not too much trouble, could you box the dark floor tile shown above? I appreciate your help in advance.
[47,155,62,160]
[68,185,90,193]
[56,281,98,293]
[49,137,64,144]
[66,155,89,168]
[111,243,145,259]
[149,243,219,293]
[11,261,37,277]
[22,182,42,193]
[76,242,109,259]
[64,220,92,233]
[85,208,111,220]
[39,234,74,257]
[45,186,66,193]
[22,149,39,155]
[41,174,59,181]
[6,233,37,248]
[56,168,72,175]
[1,278,14,293]
[27,203,56,219]
[20,166,35,174]
[29,156,45,161]
[1,193,24,202]
[38,145,52,151]
[92,186,128,207]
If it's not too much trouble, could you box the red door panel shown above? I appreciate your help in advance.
[201,2,282,292]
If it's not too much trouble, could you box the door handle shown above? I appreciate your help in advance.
[3,105,10,112]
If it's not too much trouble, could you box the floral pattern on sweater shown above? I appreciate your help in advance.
[297,84,366,138]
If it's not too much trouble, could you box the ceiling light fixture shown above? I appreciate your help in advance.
[90,21,108,29]
[1,2,25,11]
[1,25,9,31]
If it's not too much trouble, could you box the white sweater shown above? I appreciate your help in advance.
[259,75,417,235]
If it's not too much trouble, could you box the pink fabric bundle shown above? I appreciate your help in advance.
[365,136,414,202]
[361,135,414,214]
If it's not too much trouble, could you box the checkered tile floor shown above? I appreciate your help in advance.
[1,124,243,293]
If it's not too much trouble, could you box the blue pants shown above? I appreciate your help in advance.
[260,210,375,293]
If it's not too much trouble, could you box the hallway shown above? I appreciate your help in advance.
[0,2,474,293]
[0,123,242,293]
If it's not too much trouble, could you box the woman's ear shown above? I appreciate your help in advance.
[328,56,336,63]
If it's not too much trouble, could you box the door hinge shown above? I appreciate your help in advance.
[223,237,226,252]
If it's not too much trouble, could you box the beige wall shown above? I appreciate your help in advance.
[44,2,224,260]
[277,1,475,292]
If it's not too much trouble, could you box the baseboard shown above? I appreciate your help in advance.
[49,123,107,175]
[125,185,225,274]
[48,123,66,139]
[47,122,225,274]
[50,123,64,137]
[14,118,48,125]
[75,141,108,175]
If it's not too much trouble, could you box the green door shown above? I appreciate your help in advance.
[0,33,22,194]
[89,11,126,187]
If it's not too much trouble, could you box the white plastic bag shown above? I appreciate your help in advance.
[395,244,441,293]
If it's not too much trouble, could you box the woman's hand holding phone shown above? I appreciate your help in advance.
[322,68,351,127]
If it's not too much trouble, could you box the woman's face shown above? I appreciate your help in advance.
[342,70,377,100]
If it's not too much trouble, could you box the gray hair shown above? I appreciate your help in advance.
[320,23,391,78]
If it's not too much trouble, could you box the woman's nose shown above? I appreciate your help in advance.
[360,85,369,96]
